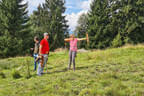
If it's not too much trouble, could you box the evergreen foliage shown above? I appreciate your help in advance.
[0,0,31,57]
[81,0,144,49]
[75,13,88,48]
[30,0,69,50]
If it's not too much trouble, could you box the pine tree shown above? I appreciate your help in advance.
[75,13,88,48]
[108,0,126,47]
[121,0,144,44]
[0,0,30,57]
[44,0,69,50]
[87,0,111,49]
[30,5,47,39]
[87,0,144,49]
[30,0,69,50]
[110,0,144,46]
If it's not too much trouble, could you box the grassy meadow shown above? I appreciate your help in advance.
[0,45,144,96]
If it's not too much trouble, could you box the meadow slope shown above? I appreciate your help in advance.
[0,45,144,96]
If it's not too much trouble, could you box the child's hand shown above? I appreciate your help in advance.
[30,48,34,50]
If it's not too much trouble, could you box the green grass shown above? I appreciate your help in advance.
[1,45,144,96]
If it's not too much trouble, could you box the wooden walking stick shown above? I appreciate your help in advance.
[36,55,48,73]
[86,32,89,45]
[35,55,44,68]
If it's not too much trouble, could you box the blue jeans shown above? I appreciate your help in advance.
[37,54,48,76]
[33,54,38,70]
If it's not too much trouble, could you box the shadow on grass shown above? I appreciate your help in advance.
[31,74,38,77]
[48,68,68,74]
[31,64,95,77]
[76,65,94,70]
[31,68,68,77]
[49,65,95,74]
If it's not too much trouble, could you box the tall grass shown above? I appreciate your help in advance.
[0,45,144,96]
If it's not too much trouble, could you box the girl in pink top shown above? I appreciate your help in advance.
[64,34,88,71]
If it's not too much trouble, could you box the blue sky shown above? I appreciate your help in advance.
[24,0,92,32]
[65,0,88,14]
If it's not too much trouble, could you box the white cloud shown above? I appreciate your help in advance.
[65,11,87,31]
[22,0,93,31]
[80,0,93,11]
[66,0,93,31]
[24,0,45,6]
[23,0,45,14]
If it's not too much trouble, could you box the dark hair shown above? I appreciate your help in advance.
[34,36,39,41]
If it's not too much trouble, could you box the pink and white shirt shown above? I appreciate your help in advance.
[70,38,78,51]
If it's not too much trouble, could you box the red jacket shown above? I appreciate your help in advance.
[40,39,49,54]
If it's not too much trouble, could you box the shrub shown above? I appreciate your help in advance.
[12,69,21,79]
[25,58,31,79]
[78,88,92,96]
[112,33,123,47]
[0,71,6,78]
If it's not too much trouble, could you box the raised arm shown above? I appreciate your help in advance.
[64,38,71,42]
[77,33,89,42]
[77,38,87,41]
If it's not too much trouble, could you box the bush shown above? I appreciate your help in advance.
[25,58,31,79]
[78,88,92,96]
[112,33,123,48]
[12,70,21,79]
[0,72,6,78]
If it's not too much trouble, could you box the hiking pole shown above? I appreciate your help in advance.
[86,32,90,49]
[86,32,89,45]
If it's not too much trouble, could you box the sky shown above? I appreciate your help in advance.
[23,0,93,32]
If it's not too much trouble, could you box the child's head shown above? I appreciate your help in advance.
[34,36,39,42]
[70,34,75,40]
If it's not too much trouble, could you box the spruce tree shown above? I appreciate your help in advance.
[87,0,144,48]
[30,5,47,39]
[121,0,144,44]
[110,0,144,46]
[75,13,88,48]
[44,0,69,50]
[0,0,30,57]
[87,0,111,49]
[31,0,69,50]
